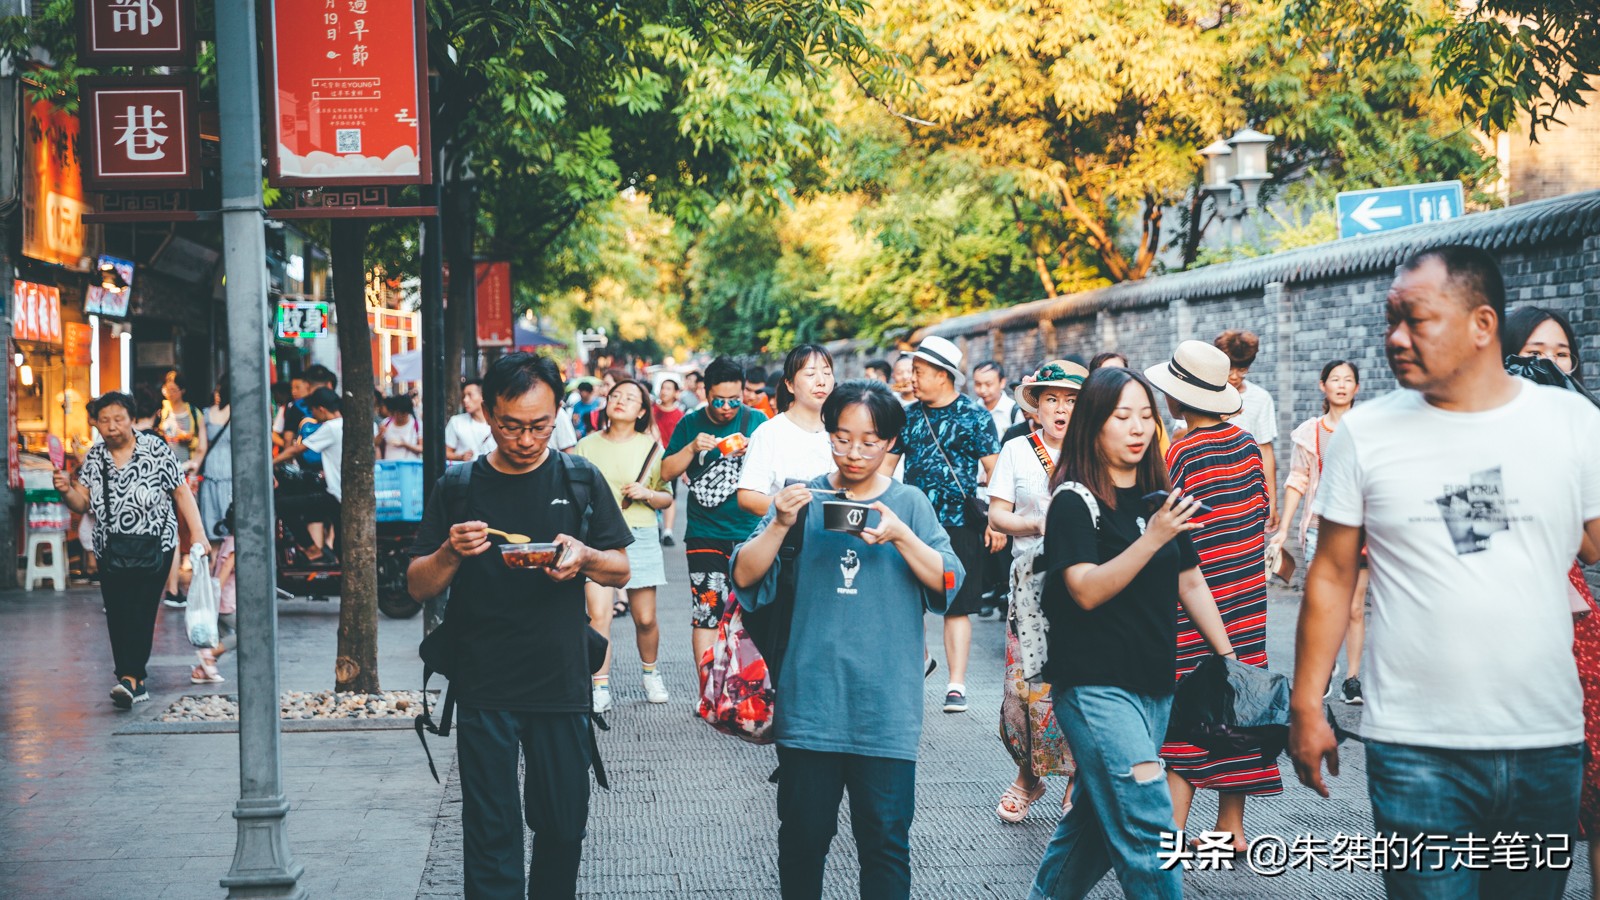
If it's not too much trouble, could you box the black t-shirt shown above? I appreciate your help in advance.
[1040,486,1200,695]
[409,455,633,712]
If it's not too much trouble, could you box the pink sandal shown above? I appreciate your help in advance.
[996,780,1047,824]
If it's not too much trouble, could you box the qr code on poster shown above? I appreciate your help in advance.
[336,129,362,153]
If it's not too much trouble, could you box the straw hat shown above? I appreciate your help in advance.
[1144,340,1243,416]
[1018,359,1090,412]
[912,335,966,386]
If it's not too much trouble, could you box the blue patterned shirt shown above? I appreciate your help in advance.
[900,393,1002,527]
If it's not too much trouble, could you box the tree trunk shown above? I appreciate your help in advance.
[444,177,480,396]
[331,219,380,694]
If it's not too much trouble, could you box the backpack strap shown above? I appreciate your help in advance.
[1051,481,1101,529]
[414,667,456,784]
[416,462,476,784]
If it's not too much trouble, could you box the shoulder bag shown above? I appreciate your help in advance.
[97,447,169,575]
[919,404,988,529]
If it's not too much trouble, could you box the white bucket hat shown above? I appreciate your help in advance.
[912,335,966,386]
[1144,340,1243,416]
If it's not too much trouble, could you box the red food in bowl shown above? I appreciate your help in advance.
[501,543,562,568]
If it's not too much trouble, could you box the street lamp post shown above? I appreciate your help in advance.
[1197,127,1276,245]
[215,0,306,896]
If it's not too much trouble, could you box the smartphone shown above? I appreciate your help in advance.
[1142,490,1215,515]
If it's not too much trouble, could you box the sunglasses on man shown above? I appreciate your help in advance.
[709,397,743,409]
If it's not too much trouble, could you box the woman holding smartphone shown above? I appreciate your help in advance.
[1028,367,1235,900]
[732,380,962,900]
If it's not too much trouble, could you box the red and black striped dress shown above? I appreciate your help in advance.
[1160,423,1283,795]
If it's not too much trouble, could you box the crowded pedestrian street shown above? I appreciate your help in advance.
[5,0,1600,896]
[3,522,1591,899]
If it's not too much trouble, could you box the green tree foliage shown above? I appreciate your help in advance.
[870,0,1240,283]
[677,97,1051,356]
[1284,0,1600,137]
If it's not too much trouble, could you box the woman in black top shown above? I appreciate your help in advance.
[1027,367,1235,900]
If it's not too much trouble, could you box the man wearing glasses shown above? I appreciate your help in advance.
[407,353,634,899]
[662,356,770,662]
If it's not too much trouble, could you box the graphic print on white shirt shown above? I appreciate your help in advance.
[1432,466,1517,554]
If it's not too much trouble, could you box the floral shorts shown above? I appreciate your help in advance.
[686,538,735,629]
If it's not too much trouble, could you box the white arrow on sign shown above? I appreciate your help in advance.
[1350,195,1404,232]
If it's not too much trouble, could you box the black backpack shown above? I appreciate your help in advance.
[414,455,611,787]
[738,503,808,683]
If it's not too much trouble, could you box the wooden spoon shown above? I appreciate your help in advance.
[485,527,533,544]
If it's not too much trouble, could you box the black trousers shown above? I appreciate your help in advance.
[457,705,592,900]
[776,746,916,900]
[100,567,167,681]
[277,489,338,549]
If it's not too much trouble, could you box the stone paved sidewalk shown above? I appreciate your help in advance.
[0,585,443,900]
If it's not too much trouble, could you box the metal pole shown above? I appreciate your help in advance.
[216,0,305,895]
[419,100,447,635]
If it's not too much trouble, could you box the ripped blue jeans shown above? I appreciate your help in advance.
[1028,685,1180,900]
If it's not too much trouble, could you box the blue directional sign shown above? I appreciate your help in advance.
[1336,180,1465,239]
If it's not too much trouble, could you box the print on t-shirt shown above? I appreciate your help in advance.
[839,549,861,592]
[1433,466,1512,555]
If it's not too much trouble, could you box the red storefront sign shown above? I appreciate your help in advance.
[64,322,94,366]
[13,281,63,344]
[80,76,201,190]
[476,261,512,347]
[267,0,431,186]
[78,0,196,65]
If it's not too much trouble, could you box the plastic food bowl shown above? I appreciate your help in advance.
[500,542,563,569]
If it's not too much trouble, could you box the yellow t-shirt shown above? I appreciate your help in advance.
[573,431,668,529]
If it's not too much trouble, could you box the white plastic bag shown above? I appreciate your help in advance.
[185,543,220,647]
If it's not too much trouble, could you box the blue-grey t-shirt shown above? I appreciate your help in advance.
[732,476,965,761]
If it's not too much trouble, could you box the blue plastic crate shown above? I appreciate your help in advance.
[374,459,425,522]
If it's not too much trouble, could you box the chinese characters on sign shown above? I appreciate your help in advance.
[79,0,194,65]
[13,281,63,344]
[64,322,95,367]
[80,76,200,190]
[22,98,94,270]
[277,302,331,339]
[269,0,430,185]
[476,261,512,347]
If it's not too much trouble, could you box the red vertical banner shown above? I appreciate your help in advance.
[267,0,431,185]
[475,261,512,347]
[12,281,63,344]
[64,322,94,366]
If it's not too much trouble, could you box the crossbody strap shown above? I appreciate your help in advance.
[919,404,976,503]
[201,417,230,476]
[1027,431,1055,478]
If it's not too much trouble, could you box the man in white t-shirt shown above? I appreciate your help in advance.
[972,360,1018,439]
[450,380,574,458]
[271,387,345,565]
[445,380,495,462]
[1289,246,1600,899]
[1214,330,1279,529]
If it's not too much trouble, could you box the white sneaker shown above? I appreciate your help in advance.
[592,683,613,713]
[643,671,669,704]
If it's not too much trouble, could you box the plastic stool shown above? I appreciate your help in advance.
[25,531,67,592]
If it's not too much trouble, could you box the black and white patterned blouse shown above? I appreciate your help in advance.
[78,430,184,554]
